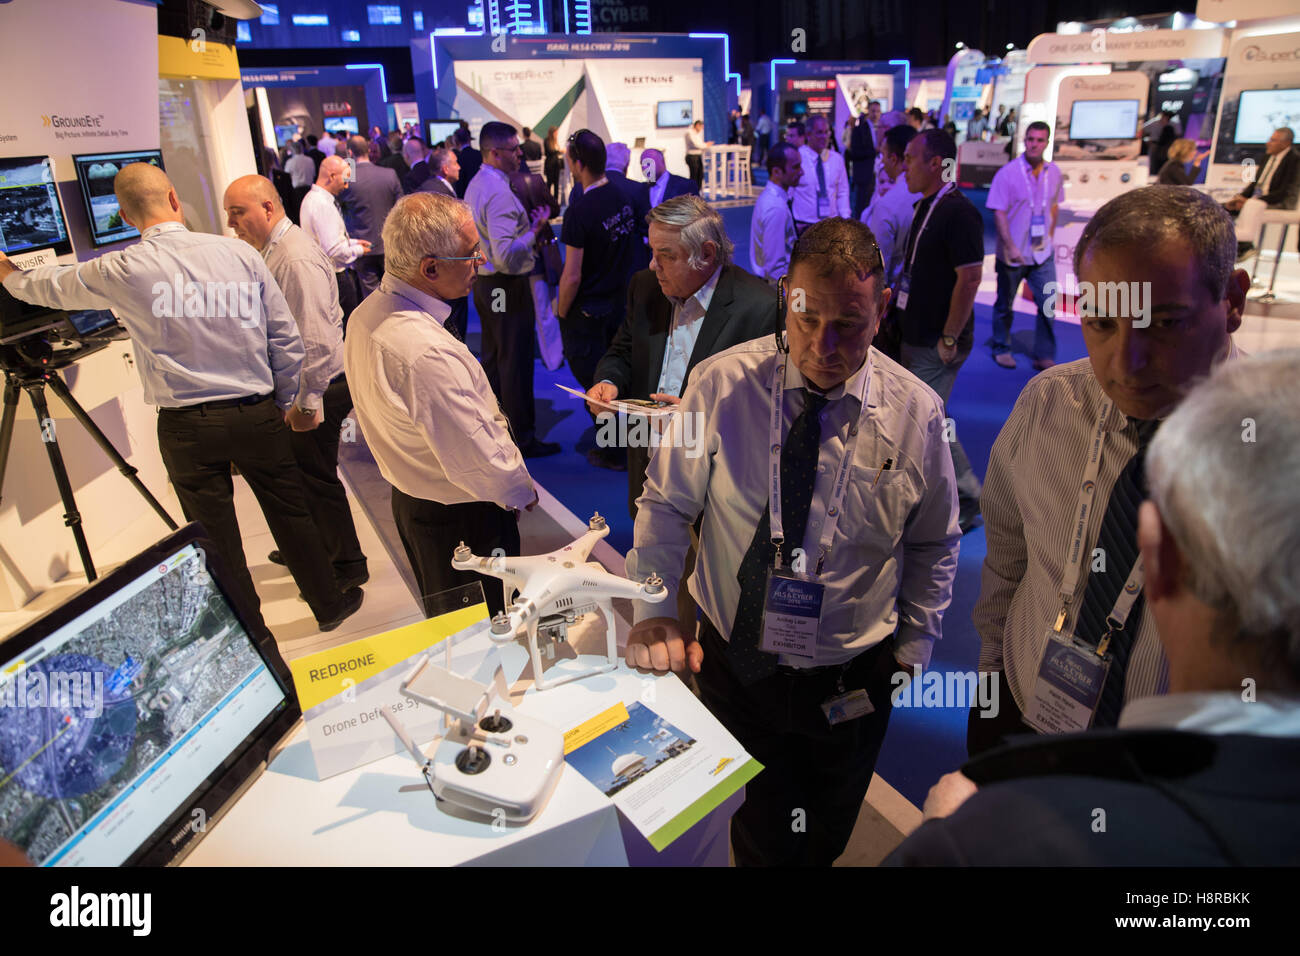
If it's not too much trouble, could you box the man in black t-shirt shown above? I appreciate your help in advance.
[895,129,985,531]
[558,130,640,469]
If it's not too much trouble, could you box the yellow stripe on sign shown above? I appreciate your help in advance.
[289,604,488,712]
[564,702,632,755]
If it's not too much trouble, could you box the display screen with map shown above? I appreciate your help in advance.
[0,530,296,866]
[0,155,73,257]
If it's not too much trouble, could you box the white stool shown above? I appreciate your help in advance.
[1250,208,1300,303]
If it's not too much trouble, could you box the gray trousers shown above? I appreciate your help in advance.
[900,341,982,508]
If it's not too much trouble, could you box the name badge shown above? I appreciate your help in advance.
[1023,629,1110,735]
[894,274,910,311]
[822,688,874,726]
[759,568,823,661]
[1030,212,1047,242]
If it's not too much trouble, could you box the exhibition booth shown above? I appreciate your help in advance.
[411,32,733,185]
[240,64,389,154]
[751,58,909,134]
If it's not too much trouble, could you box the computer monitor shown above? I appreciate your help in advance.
[1068,99,1141,140]
[274,124,299,148]
[427,120,460,148]
[0,525,301,866]
[71,150,166,248]
[656,100,693,128]
[1234,88,1300,145]
[0,155,73,257]
[323,116,360,136]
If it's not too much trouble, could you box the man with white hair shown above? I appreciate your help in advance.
[223,174,369,595]
[889,349,1300,865]
[0,163,361,633]
[970,185,1248,755]
[587,194,776,516]
[344,192,538,615]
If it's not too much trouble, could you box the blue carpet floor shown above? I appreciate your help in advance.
[463,189,1087,807]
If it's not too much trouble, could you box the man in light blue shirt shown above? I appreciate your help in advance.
[0,163,361,634]
[864,123,921,287]
[463,120,557,457]
[750,142,803,285]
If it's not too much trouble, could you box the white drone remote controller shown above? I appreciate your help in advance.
[381,655,563,824]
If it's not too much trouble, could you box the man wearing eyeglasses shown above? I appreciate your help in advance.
[464,121,560,458]
[343,192,538,616]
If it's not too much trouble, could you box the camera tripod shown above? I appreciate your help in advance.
[0,356,177,583]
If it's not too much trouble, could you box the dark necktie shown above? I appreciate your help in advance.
[1074,418,1160,727]
[728,388,829,684]
[816,154,827,199]
[443,316,465,343]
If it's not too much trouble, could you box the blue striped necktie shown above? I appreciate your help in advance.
[1074,417,1159,727]
[727,388,828,684]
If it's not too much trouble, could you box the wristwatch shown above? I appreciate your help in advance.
[293,404,316,417]
[940,335,957,348]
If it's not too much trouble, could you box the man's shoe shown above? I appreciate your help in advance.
[520,439,562,458]
[586,447,627,471]
[337,569,370,591]
[1032,358,1057,372]
[1236,241,1256,262]
[268,550,286,566]
[318,587,364,632]
[993,353,1017,369]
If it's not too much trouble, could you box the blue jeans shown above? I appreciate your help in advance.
[991,257,1057,361]
[900,341,982,510]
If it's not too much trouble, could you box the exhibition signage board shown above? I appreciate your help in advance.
[1197,0,1298,20]
[289,604,495,779]
[0,0,160,177]
[1026,29,1227,65]
[158,35,241,81]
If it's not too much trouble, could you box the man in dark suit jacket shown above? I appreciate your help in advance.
[587,195,777,516]
[885,350,1300,866]
[416,148,469,342]
[341,136,402,296]
[401,138,432,194]
[640,148,699,210]
[1226,129,1299,257]
[847,109,878,219]
[455,127,483,198]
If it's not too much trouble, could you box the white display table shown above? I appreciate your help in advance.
[183,661,742,867]
[701,145,752,201]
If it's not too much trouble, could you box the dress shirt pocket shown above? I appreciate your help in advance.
[841,463,915,557]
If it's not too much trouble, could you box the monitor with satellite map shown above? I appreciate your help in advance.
[0,526,300,866]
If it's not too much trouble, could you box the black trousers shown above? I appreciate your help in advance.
[966,670,1031,757]
[157,397,346,627]
[472,272,536,446]
[390,487,520,617]
[696,617,898,866]
[686,154,704,189]
[287,375,367,582]
[561,304,622,393]
[335,267,362,332]
[354,253,385,298]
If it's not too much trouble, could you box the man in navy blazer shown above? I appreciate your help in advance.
[341,135,402,296]
[589,195,775,517]
[640,148,699,209]
[885,350,1300,866]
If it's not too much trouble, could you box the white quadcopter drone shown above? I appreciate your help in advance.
[450,513,667,690]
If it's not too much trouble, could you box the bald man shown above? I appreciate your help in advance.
[638,148,698,210]
[224,175,368,592]
[0,163,362,635]
[299,154,370,326]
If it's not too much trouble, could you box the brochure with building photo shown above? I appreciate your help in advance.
[564,700,760,850]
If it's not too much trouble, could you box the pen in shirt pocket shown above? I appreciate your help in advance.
[872,457,894,487]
